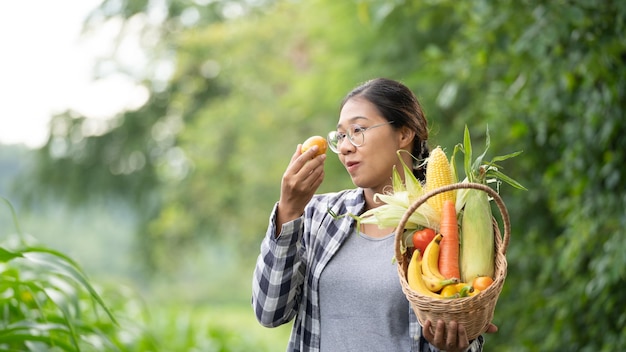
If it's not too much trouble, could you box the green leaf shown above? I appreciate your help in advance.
[488,169,528,191]
[392,165,405,193]
[460,124,525,190]
[397,150,424,198]
[0,247,22,262]
[21,248,118,325]
[490,150,524,163]
[463,125,473,182]
[0,322,76,350]
[471,125,491,177]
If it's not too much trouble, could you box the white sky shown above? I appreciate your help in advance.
[0,0,145,148]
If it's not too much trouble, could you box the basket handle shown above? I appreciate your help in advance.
[394,182,511,263]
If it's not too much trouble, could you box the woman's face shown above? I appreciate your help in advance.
[335,97,407,193]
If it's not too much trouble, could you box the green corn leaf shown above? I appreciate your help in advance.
[463,125,473,182]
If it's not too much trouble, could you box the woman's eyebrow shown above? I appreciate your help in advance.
[336,116,368,129]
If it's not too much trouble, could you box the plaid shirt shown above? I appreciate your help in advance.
[252,188,484,352]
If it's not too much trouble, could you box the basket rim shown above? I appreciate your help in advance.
[394,182,511,265]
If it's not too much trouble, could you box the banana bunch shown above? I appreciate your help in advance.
[407,234,459,298]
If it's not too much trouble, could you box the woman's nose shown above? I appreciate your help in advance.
[338,136,355,154]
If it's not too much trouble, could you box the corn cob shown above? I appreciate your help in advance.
[425,147,456,215]
[460,188,495,283]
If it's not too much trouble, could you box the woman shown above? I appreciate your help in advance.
[252,78,497,351]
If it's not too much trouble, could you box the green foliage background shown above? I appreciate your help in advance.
[3,0,625,350]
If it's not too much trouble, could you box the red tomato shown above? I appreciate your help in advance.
[412,228,436,254]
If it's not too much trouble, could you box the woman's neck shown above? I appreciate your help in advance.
[360,187,397,238]
[362,189,376,212]
[359,222,395,238]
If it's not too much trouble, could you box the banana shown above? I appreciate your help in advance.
[421,274,459,293]
[421,233,447,281]
[407,250,442,299]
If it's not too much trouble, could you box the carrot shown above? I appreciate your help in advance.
[438,199,461,279]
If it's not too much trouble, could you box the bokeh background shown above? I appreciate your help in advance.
[1,0,625,351]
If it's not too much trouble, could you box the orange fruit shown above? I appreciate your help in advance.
[301,136,327,156]
[472,276,494,291]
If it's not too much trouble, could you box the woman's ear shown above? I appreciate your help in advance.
[398,126,415,149]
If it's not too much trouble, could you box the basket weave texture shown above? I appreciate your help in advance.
[393,182,511,341]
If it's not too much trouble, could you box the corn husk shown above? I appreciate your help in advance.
[460,188,495,283]
[359,151,440,231]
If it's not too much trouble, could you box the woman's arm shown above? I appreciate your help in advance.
[252,203,306,327]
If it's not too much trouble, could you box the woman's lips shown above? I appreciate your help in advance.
[345,161,360,173]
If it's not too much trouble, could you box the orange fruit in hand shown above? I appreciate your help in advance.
[301,136,327,156]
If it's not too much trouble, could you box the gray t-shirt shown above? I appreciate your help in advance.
[319,231,411,351]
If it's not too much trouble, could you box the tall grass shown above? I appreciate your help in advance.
[0,197,123,350]
[1,197,289,351]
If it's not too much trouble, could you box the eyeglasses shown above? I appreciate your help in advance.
[326,121,394,153]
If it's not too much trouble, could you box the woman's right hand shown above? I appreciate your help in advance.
[276,144,326,230]
[423,319,498,352]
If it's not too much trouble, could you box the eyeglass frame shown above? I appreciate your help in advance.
[326,121,394,153]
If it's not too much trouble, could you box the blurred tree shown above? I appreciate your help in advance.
[19,0,365,270]
[357,1,626,350]
[16,0,626,350]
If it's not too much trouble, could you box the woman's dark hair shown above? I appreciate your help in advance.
[341,78,430,181]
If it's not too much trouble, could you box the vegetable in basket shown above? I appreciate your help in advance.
[439,199,461,280]
[425,146,457,215]
[358,150,440,250]
[452,126,527,283]
[411,228,436,255]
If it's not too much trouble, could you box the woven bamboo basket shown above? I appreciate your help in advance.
[394,182,511,341]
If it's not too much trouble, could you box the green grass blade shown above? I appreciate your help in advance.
[0,196,23,237]
[0,247,23,262]
[21,248,118,325]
